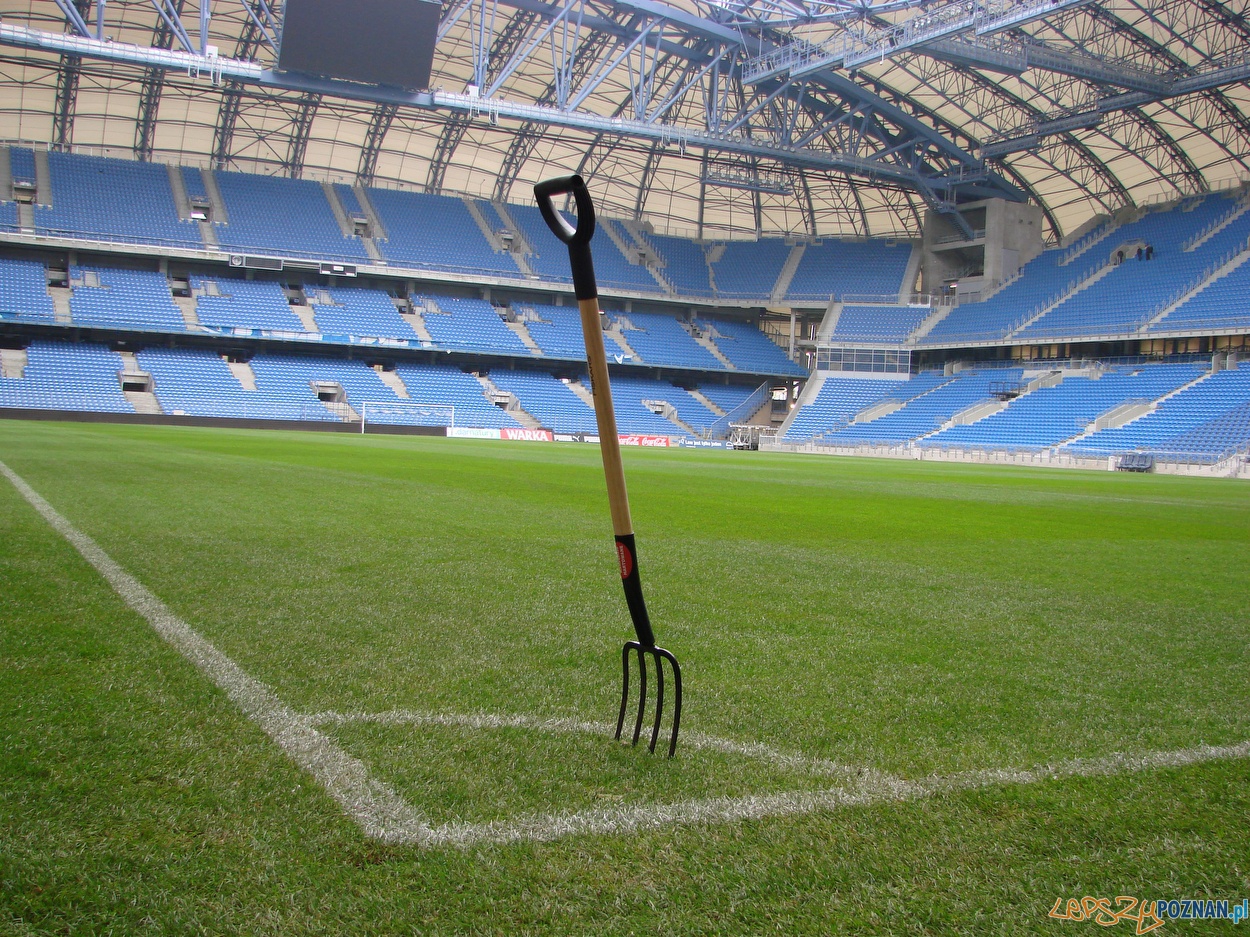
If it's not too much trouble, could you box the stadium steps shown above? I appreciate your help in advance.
[1183,193,1250,252]
[33,148,51,206]
[353,184,388,240]
[464,199,506,251]
[0,145,9,197]
[897,244,923,303]
[0,347,27,379]
[1142,245,1250,332]
[491,202,534,254]
[398,299,435,344]
[646,397,696,436]
[284,291,321,333]
[605,323,640,362]
[1058,216,1120,266]
[853,398,906,423]
[504,318,542,355]
[324,183,383,262]
[116,351,163,415]
[688,388,726,416]
[373,366,411,399]
[17,203,34,233]
[1004,262,1115,339]
[47,286,73,324]
[166,164,194,221]
[770,243,806,304]
[777,372,826,436]
[476,374,544,429]
[815,299,842,342]
[226,358,258,391]
[907,302,954,343]
[949,397,1008,426]
[1064,368,1215,446]
[566,379,598,410]
[688,323,735,369]
[200,168,230,224]
[173,294,200,328]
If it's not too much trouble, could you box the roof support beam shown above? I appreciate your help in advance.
[356,103,397,186]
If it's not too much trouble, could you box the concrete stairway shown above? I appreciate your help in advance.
[1,347,28,378]
[373,365,411,399]
[770,243,805,303]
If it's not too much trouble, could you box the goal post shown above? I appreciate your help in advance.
[359,401,455,433]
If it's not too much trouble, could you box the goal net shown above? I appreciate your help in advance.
[359,401,455,433]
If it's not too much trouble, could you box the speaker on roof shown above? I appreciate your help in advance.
[278,0,440,91]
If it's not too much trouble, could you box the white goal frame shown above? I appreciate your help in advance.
[359,401,455,433]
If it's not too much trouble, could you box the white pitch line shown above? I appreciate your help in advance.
[312,709,866,778]
[0,459,430,845]
[6,459,1249,851]
[312,708,1250,849]
[420,738,1250,848]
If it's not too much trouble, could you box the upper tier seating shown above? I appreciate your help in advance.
[369,189,520,277]
[9,147,36,185]
[782,376,909,442]
[1150,254,1250,332]
[418,294,529,354]
[0,201,18,230]
[516,304,586,359]
[925,363,1204,451]
[0,258,56,321]
[697,317,806,376]
[310,287,419,341]
[711,239,791,299]
[0,341,132,413]
[648,233,714,297]
[193,276,307,332]
[213,171,371,262]
[786,239,912,301]
[590,221,666,293]
[616,312,723,370]
[832,304,931,343]
[1016,197,1250,339]
[137,347,333,421]
[922,250,1069,344]
[1067,362,1250,458]
[505,202,577,285]
[69,266,185,331]
[34,151,196,246]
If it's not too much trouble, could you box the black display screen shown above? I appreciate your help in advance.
[278,0,440,90]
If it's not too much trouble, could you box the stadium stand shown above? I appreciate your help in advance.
[820,369,1022,445]
[1067,362,1250,460]
[925,363,1204,451]
[0,341,133,413]
[587,221,666,293]
[1149,253,1250,332]
[35,151,196,246]
[417,294,530,354]
[613,311,723,370]
[393,361,523,428]
[609,375,719,433]
[212,171,371,262]
[137,347,333,421]
[310,287,418,340]
[193,276,308,332]
[785,239,912,301]
[369,188,520,277]
[488,369,598,434]
[697,317,806,376]
[0,258,56,321]
[832,304,931,343]
[514,304,586,359]
[696,382,761,416]
[69,266,185,331]
[782,375,909,442]
[648,233,714,297]
[710,239,791,299]
[9,147,36,186]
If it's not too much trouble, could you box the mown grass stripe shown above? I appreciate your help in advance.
[0,458,430,845]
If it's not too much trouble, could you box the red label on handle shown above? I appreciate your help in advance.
[616,541,633,579]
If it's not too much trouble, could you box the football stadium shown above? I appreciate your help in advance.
[1,0,1248,932]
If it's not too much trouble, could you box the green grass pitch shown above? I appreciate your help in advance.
[2,418,1248,934]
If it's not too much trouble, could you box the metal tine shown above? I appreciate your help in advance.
[616,641,682,757]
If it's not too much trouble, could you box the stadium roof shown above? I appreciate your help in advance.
[0,0,1247,243]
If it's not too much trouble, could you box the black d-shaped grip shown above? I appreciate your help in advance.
[534,174,598,300]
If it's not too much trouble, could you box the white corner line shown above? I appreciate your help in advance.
[6,458,1248,851]
[0,458,430,846]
